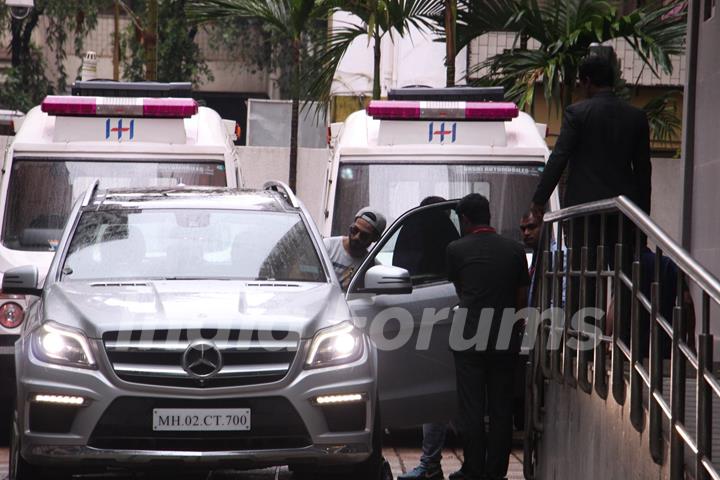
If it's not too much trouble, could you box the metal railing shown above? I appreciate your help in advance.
[524,195,719,480]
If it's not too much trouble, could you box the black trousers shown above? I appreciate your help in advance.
[454,352,517,480]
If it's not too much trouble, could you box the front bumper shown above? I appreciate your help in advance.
[28,443,371,469]
[16,335,377,469]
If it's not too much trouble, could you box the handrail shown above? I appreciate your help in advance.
[544,195,720,305]
[525,194,719,480]
[263,180,300,208]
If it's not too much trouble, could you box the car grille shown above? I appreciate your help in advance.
[103,329,299,388]
[88,396,311,451]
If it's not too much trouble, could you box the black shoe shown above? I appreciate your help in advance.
[449,469,488,480]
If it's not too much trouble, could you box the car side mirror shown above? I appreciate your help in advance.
[362,265,412,295]
[2,265,41,296]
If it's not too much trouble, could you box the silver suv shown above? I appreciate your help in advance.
[7,182,460,479]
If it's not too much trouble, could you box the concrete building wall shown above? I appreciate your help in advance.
[688,7,720,278]
[535,382,671,480]
[651,157,684,243]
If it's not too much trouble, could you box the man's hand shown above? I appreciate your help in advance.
[530,202,545,220]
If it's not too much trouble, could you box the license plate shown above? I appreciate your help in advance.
[152,408,251,431]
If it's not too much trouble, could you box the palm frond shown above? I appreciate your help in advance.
[619,0,687,77]
[303,22,368,106]
[455,0,522,49]
[643,91,682,142]
[187,0,291,33]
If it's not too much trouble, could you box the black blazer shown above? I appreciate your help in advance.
[532,91,652,213]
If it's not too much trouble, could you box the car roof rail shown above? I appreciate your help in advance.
[263,181,299,209]
[81,179,100,207]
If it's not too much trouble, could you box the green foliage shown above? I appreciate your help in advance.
[454,0,687,117]
[0,0,105,110]
[206,17,270,74]
[120,0,214,85]
[42,0,104,91]
[642,91,682,143]
[187,0,336,100]
[0,47,53,111]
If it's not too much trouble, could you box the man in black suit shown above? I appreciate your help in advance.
[531,54,651,214]
[530,53,652,338]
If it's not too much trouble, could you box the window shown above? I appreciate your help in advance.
[3,159,227,251]
[332,162,544,244]
[63,209,326,283]
[375,205,461,285]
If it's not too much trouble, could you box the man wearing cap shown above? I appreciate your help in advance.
[323,207,386,290]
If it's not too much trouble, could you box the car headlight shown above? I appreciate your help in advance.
[305,321,364,369]
[31,322,96,369]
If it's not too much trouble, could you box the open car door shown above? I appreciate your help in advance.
[346,201,460,428]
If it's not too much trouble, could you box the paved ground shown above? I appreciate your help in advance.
[0,433,525,479]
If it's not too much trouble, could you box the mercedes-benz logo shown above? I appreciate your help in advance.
[182,340,223,379]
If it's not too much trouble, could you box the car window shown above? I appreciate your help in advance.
[62,208,326,282]
[372,205,461,286]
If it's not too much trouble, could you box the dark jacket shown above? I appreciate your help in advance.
[532,91,652,213]
[446,231,529,353]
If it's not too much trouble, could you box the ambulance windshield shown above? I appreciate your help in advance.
[331,162,545,243]
[2,159,227,252]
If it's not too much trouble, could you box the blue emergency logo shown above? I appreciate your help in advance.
[105,119,135,140]
[428,122,456,143]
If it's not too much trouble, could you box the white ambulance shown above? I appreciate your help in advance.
[0,83,240,360]
[319,88,560,242]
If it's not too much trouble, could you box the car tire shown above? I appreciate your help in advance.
[9,409,69,480]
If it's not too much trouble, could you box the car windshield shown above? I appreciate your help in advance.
[332,162,544,243]
[2,159,227,252]
[62,209,326,282]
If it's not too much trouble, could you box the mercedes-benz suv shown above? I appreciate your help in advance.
[8,182,467,479]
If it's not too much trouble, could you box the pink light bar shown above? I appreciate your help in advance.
[367,100,519,121]
[42,96,97,116]
[366,101,421,120]
[41,96,198,118]
[143,98,199,118]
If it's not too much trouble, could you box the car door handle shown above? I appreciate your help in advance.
[451,304,460,312]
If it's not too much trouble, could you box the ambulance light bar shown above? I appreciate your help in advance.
[367,100,519,121]
[41,96,198,118]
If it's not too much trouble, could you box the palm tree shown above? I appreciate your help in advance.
[444,0,457,87]
[187,0,336,191]
[452,0,686,116]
